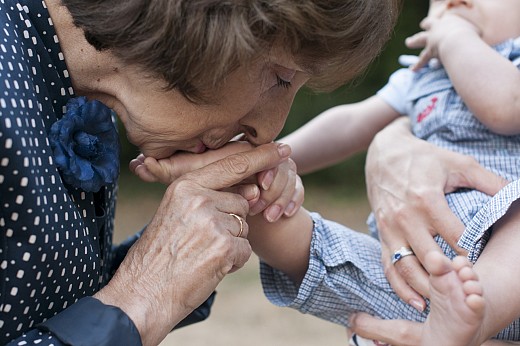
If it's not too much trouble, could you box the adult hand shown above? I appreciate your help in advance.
[130,141,304,222]
[97,143,291,346]
[349,313,519,346]
[365,118,508,309]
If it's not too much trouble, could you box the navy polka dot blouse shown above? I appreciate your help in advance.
[0,1,213,344]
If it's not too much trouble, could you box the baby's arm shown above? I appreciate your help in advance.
[247,208,314,284]
[280,95,400,175]
[408,14,520,135]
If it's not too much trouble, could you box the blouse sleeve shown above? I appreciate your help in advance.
[6,292,216,346]
[6,297,142,346]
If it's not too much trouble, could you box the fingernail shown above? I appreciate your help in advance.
[266,205,281,223]
[262,170,274,190]
[409,299,425,312]
[277,143,291,158]
[240,185,259,201]
[284,202,296,216]
[249,199,266,216]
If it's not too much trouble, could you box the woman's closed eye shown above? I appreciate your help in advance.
[276,75,292,89]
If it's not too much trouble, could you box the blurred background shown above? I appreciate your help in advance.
[114,2,428,345]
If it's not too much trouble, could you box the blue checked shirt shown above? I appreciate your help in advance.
[260,37,520,341]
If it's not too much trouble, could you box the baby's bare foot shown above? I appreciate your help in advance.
[421,252,485,346]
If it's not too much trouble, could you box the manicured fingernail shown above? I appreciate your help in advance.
[277,143,291,158]
[409,299,425,312]
[262,170,274,190]
[284,202,296,216]
[266,205,281,223]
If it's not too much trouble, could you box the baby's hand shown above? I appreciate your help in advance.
[406,13,480,71]
[250,157,304,222]
[130,154,171,184]
[129,141,304,222]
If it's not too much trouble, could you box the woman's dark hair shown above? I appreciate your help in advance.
[61,0,400,102]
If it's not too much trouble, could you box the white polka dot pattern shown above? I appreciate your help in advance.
[0,1,119,344]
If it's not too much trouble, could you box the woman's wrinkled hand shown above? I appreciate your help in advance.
[349,313,520,346]
[365,118,508,310]
[96,143,291,346]
[130,141,304,223]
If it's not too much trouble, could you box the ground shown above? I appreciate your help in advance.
[114,174,371,346]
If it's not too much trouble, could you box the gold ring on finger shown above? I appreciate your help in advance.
[228,213,244,238]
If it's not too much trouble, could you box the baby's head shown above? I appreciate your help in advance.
[422,0,520,45]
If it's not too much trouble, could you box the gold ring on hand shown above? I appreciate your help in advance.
[228,213,244,238]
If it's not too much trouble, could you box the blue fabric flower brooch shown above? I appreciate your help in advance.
[50,97,120,192]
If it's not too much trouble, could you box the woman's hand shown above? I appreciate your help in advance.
[365,118,508,309]
[350,313,421,346]
[130,141,304,222]
[96,143,291,346]
[349,313,520,346]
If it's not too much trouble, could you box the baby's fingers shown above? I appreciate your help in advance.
[405,31,427,50]
[410,48,433,71]
[284,174,304,217]
[133,164,160,183]
[251,159,299,222]
[129,154,146,174]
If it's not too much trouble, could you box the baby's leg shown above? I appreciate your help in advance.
[424,199,520,344]
[421,252,485,346]
[466,199,520,340]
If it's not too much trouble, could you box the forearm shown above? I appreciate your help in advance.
[94,275,185,346]
[439,30,520,135]
[247,208,314,284]
[280,97,398,174]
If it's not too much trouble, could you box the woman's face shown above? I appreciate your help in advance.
[422,0,520,46]
[110,49,310,159]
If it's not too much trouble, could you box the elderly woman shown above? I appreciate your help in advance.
[0,0,399,345]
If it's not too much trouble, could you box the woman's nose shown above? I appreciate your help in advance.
[241,98,292,146]
[242,113,287,146]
